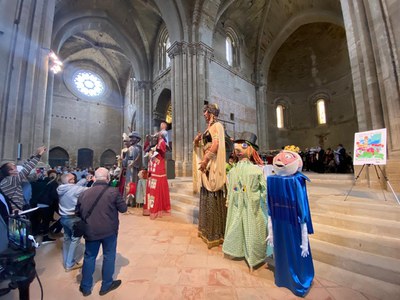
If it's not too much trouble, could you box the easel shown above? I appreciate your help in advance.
[344,163,400,205]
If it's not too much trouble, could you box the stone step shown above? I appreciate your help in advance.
[170,199,198,224]
[313,198,400,221]
[170,192,199,206]
[303,171,354,185]
[170,209,198,225]
[310,239,400,285]
[312,223,400,259]
[169,185,194,194]
[313,260,400,300]
[312,211,400,238]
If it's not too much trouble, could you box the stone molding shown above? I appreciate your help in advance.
[167,41,214,59]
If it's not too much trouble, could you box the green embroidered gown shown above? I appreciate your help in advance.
[222,160,268,268]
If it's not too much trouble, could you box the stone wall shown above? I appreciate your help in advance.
[51,75,122,167]
[208,62,257,139]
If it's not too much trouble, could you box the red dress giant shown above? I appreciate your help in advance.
[143,136,171,219]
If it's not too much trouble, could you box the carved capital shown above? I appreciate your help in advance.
[167,41,189,58]
[189,42,214,58]
[168,42,214,59]
[136,81,152,90]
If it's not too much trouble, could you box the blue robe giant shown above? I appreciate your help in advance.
[267,172,314,297]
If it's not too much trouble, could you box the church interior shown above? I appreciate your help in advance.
[0,0,399,299]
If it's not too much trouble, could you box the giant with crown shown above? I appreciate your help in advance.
[266,148,314,297]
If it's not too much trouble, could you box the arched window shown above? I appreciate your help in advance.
[165,37,171,68]
[226,36,233,66]
[276,105,284,128]
[158,26,170,71]
[225,28,240,68]
[316,99,326,124]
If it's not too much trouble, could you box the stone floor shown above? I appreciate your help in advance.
[1,206,377,300]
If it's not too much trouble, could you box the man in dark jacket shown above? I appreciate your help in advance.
[76,167,127,297]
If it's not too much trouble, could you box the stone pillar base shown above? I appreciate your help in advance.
[174,160,193,177]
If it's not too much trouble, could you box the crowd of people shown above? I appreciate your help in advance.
[301,144,354,174]
[0,122,173,296]
[0,104,353,297]
[260,144,354,174]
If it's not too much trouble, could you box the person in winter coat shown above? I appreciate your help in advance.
[57,173,89,271]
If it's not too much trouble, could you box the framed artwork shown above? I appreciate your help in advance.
[353,128,387,165]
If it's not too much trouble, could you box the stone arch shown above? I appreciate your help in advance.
[49,147,69,168]
[193,0,222,46]
[259,11,344,80]
[154,0,186,42]
[153,89,172,127]
[100,149,117,167]
[52,13,148,80]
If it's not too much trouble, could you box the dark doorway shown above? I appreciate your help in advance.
[77,148,93,169]
[49,147,69,168]
[100,149,117,167]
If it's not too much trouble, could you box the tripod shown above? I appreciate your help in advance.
[344,164,400,205]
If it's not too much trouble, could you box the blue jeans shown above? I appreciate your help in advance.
[80,233,117,293]
[60,216,83,269]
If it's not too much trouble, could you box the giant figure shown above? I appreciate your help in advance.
[267,149,314,297]
[222,133,268,270]
[193,104,227,249]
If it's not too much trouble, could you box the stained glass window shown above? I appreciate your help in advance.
[73,71,105,97]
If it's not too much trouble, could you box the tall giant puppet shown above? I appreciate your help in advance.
[222,133,268,271]
[266,148,314,297]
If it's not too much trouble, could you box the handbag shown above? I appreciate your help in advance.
[73,185,108,238]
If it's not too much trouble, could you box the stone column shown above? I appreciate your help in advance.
[0,0,55,163]
[256,84,269,152]
[168,42,213,176]
[135,80,153,141]
[341,0,400,190]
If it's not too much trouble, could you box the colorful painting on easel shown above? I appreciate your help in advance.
[353,128,387,165]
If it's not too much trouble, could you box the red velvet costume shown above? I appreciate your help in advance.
[143,136,171,219]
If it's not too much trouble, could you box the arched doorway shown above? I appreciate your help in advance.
[49,147,69,168]
[154,88,172,148]
[100,149,117,167]
[153,88,174,178]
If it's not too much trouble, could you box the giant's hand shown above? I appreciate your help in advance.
[300,223,309,257]
[193,131,202,146]
[266,216,274,247]
[198,159,208,173]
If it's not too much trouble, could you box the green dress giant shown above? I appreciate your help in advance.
[222,160,268,268]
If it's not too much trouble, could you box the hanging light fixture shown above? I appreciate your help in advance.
[48,50,63,74]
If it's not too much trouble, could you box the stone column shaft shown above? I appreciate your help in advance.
[168,42,213,176]
[135,81,152,140]
[0,0,55,162]
[256,84,268,152]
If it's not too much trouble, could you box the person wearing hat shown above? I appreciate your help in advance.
[222,132,268,270]
[193,103,227,249]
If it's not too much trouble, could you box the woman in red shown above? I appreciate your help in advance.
[144,132,171,219]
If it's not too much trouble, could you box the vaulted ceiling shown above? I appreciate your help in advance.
[52,0,345,98]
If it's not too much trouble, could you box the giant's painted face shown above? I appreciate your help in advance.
[272,150,303,176]
[234,142,252,161]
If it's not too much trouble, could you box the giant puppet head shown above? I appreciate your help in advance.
[272,150,303,176]
[233,132,264,165]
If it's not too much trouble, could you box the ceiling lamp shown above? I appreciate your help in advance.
[49,51,63,74]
